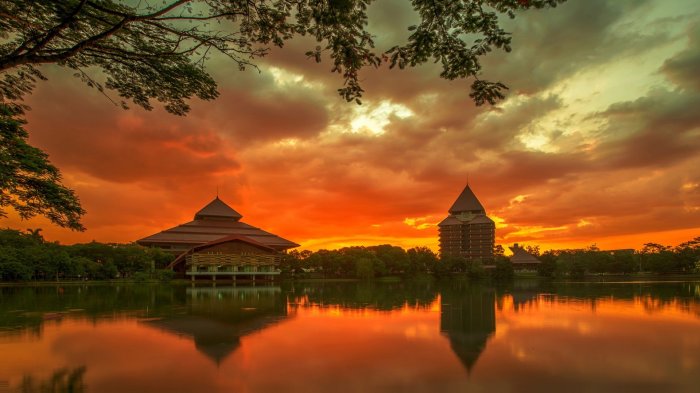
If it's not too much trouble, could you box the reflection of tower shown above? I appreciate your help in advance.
[144,286,289,365]
[438,183,495,261]
[440,285,495,373]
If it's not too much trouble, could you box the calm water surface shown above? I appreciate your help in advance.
[1,280,699,393]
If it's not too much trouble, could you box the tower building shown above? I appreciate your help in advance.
[438,184,495,260]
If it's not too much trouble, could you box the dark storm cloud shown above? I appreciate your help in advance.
[25,76,239,184]
[193,86,330,143]
[661,23,700,91]
[593,88,700,170]
[482,0,660,93]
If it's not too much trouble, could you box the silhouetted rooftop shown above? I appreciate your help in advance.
[195,197,243,220]
[137,197,298,251]
[509,244,541,264]
[448,184,486,214]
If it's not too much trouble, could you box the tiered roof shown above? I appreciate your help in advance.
[137,197,298,251]
[195,197,243,220]
[439,184,493,227]
[509,244,541,265]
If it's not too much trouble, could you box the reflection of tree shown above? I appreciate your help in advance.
[288,281,437,311]
[0,284,180,337]
[17,367,86,393]
[494,281,700,315]
[439,282,495,373]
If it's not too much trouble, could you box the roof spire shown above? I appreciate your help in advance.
[216,185,219,199]
[448,183,486,215]
[195,196,242,221]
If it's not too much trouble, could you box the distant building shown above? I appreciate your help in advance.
[438,184,495,261]
[137,197,298,279]
[508,243,541,270]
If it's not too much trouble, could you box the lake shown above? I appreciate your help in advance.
[1,279,699,393]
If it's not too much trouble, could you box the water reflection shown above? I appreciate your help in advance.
[0,280,698,392]
[16,367,86,393]
[144,286,288,364]
[439,283,495,373]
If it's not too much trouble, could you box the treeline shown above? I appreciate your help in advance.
[0,229,174,281]
[281,244,515,280]
[281,238,700,280]
[535,240,700,278]
[2,227,698,282]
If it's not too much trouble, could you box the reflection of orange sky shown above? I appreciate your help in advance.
[480,294,700,391]
[2,294,700,392]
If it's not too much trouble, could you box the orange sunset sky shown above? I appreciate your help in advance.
[2,0,699,251]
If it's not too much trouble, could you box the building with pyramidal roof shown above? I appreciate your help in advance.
[137,197,298,279]
[509,243,541,270]
[438,184,495,260]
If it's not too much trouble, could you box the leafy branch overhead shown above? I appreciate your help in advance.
[0,104,85,230]
[0,0,564,231]
[0,0,565,112]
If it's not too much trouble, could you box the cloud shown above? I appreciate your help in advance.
[661,23,700,91]
[4,0,700,251]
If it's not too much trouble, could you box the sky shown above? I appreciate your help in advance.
[2,0,700,251]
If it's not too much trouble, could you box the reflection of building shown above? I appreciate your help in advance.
[144,286,288,364]
[438,184,495,260]
[137,197,298,278]
[509,243,541,270]
[440,285,496,373]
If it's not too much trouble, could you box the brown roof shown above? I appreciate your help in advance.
[195,197,242,220]
[438,214,494,227]
[438,216,462,226]
[137,197,298,250]
[468,215,494,225]
[509,245,541,264]
[449,184,486,214]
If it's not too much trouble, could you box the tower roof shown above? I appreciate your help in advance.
[195,197,242,220]
[448,184,485,214]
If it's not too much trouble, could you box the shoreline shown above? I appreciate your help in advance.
[2,273,700,286]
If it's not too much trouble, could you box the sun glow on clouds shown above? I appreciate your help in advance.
[5,1,700,252]
[403,217,438,230]
[491,215,508,229]
[577,219,593,228]
[504,225,569,240]
[267,66,322,90]
[300,235,437,252]
[349,100,414,135]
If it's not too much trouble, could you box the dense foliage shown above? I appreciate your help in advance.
[283,238,700,280]
[536,239,700,278]
[0,103,84,230]
[0,0,566,110]
[0,228,173,281]
[2,227,697,282]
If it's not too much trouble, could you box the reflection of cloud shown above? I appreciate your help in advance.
[486,293,700,392]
